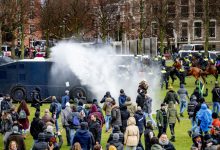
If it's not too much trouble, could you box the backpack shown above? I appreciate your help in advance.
[188,101,197,117]
[54,103,61,115]
[109,145,117,150]
[19,109,27,119]
[72,115,80,126]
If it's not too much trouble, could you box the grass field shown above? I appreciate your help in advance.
[0,75,219,150]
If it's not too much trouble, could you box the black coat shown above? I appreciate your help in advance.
[120,106,130,133]
[106,140,124,150]
[32,141,48,150]
[136,94,145,109]
[212,86,220,102]
[30,117,45,140]
[160,142,176,150]
[89,120,101,143]
[6,132,26,150]
[107,126,124,144]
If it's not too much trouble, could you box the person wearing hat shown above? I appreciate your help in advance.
[42,109,54,125]
[72,122,95,150]
[212,81,220,114]
[156,103,167,138]
[159,133,175,150]
[32,132,48,150]
[5,126,26,150]
[106,133,123,150]
[103,97,113,132]
[118,89,127,107]
[164,85,179,105]
[31,87,42,112]
[61,90,70,110]
[61,102,72,146]
[134,106,146,150]
[100,91,115,104]
[191,132,204,150]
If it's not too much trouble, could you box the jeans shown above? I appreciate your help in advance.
[105,115,111,131]
[55,119,59,132]
[191,118,198,133]
[169,123,175,136]
[180,101,187,114]
[65,126,71,145]
[126,146,136,150]
[158,124,167,138]
[70,128,76,146]
[212,102,220,114]
[144,112,156,127]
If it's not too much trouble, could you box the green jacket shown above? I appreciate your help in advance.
[156,109,167,127]
[167,102,180,124]
[164,90,179,104]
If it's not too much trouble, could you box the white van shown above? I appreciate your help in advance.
[179,44,204,51]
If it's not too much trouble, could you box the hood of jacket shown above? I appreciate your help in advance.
[151,144,162,150]
[127,117,136,126]
[168,101,174,109]
[125,101,132,106]
[77,129,89,135]
[90,104,98,113]
[112,105,119,110]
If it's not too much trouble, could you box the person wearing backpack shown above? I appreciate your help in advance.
[61,102,72,146]
[111,101,122,128]
[17,100,30,139]
[187,95,198,137]
[61,90,70,110]
[163,86,179,105]
[212,81,220,114]
[134,106,146,150]
[50,96,62,132]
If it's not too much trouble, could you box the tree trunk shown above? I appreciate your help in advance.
[20,24,25,59]
[159,27,165,54]
[204,0,209,57]
[46,29,50,58]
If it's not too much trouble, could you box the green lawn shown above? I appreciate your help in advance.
[0,75,219,150]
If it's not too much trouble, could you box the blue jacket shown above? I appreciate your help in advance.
[72,129,94,150]
[134,110,146,134]
[118,94,127,107]
[61,95,70,109]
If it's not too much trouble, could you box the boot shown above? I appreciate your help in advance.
[170,135,175,142]
[187,130,192,137]
[180,113,184,117]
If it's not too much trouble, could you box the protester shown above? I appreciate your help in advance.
[167,101,180,142]
[177,84,190,117]
[150,137,162,150]
[143,94,156,127]
[111,101,122,128]
[1,94,12,113]
[212,81,220,114]
[61,90,70,109]
[17,100,30,138]
[159,134,176,150]
[30,111,45,145]
[9,141,19,150]
[124,117,139,150]
[191,132,204,150]
[100,91,115,103]
[120,105,130,133]
[61,102,72,146]
[164,86,179,105]
[106,133,123,150]
[103,97,113,132]
[118,89,127,107]
[210,112,220,136]
[72,122,95,150]
[144,121,155,150]
[89,114,101,144]
[42,109,54,124]
[125,97,137,117]
[107,125,124,144]
[49,96,62,132]
[134,106,146,149]
[156,103,167,138]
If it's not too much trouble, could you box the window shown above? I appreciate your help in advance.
[167,1,176,18]
[181,22,188,41]
[151,22,158,36]
[194,21,202,39]
[209,21,216,38]
[166,22,174,38]
[180,0,189,17]
[29,25,35,34]
[195,0,203,17]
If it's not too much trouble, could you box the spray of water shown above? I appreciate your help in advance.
[50,41,161,111]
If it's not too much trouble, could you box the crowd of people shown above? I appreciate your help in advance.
[1,78,220,150]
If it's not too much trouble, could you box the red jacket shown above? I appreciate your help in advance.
[211,119,220,135]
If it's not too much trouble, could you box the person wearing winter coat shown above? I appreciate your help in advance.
[124,117,140,150]
[191,132,204,150]
[107,125,124,144]
[136,92,145,109]
[1,94,12,113]
[5,126,26,150]
[159,134,176,150]
[134,106,146,150]
[125,97,137,117]
[120,105,130,133]
[177,84,190,117]
[196,103,212,134]
[111,101,122,127]
[72,122,95,150]
[61,102,73,146]
[30,111,45,145]
[49,96,61,132]
[164,86,179,105]
[103,97,113,132]
[17,100,30,138]
[118,89,127,107]
[143,95,156,127]
[150,137,162,150]
[32,132,48,150]
[61,90,70,109]
[144,122,155,150]
[42,109,54,124]
[106,133,123,150]
[10,106,19,124]
[100,91,115,103]
[212,81,220,114]
[89,114,101,144]
[167,101,180,142]
[156,103,167,138]
[88,104,104,127]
